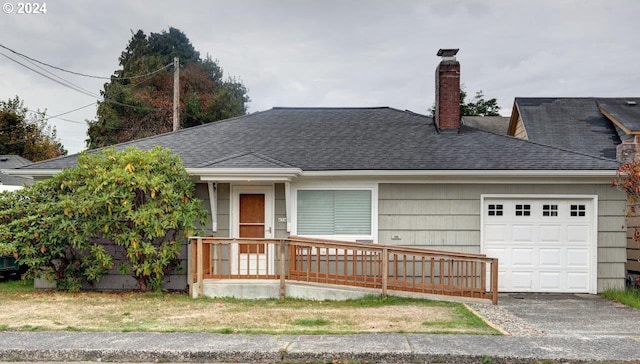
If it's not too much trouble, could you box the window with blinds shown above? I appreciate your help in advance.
[297,190,372,235]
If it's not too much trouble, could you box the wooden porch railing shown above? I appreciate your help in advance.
[189,236,499,304]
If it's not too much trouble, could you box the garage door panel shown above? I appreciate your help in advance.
[567,225,589,242]
[539,225,562,242]
[485,247,508,261]
[566,248,589,267]
[484,224,509,242]
[566,272,589,290]
[497,271,508,290]
[511,272,534,290]
[512,224,535,242]
[483,198,593,293]
[512,248,534,266]
[539,248,562,266]
[539,272,561,290]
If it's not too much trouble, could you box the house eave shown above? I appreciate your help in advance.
[3,168,618,183]
[186,167,303,182]
[1,169,61,177]
[300,170,617,178]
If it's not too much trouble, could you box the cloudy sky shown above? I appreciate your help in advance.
[1,0,639,154]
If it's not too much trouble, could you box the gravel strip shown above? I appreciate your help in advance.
[466,303,546,337]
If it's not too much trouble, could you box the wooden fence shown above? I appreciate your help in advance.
[189,236,499,304]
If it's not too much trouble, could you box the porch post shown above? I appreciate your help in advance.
[490,258,499,305]
[381,248,388,297]
[189,238,196,298]
[284,182,291,232]
[197,237,204,297]
[279,239,286,299]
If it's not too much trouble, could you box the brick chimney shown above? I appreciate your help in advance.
[435,49,461,130]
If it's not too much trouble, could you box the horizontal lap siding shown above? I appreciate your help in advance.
[194,182,231,238]
[378,183,627,291]
[626,204,640,274]
[275,183,289,239]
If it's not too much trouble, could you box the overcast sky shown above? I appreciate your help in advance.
[1,0,639,154]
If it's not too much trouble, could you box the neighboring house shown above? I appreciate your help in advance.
[0,155,33,191]
[508,97,640,279]
[5,49,628,294]
[461,116,510,135]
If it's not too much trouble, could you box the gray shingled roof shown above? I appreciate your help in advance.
[515,98,621,160]
[462,116,510,135]
[0,155,33,185]
[597,98,640,133]
[19,107,619,172]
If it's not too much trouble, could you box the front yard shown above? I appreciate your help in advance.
[0,279,498,335]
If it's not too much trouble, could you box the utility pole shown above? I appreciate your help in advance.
[172,57,180,132]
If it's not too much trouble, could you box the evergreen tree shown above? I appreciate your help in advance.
[87,27,249,149]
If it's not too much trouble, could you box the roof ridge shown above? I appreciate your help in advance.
[272,106,391,110]
[197,151,294,168]
[249,152,294,168]
[516,96,640,101]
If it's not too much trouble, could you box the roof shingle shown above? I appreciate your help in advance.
[20,107,620,172]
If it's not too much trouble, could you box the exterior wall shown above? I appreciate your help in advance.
[274,183,289,239]
[196,182,286,239]
[378,183,627,292]
[626,202,640,275]
[85,242,188,291]
[513,115,528,139]
[194,183,230,238]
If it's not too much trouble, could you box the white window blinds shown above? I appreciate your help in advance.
[297,190,371,235]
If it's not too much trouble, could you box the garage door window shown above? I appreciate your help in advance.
[543,204,558,217]
[488,204,503,216]
[570,204,586,217]
[515,204,531,216]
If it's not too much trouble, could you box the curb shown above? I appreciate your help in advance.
[0,349,636,364]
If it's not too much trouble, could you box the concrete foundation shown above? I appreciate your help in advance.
[199,279,489,303]
[202,280,374,301]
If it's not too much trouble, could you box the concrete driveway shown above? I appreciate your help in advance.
[492,293,640,338]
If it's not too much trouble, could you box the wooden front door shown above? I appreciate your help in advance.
[239,194,266,253]
[232,186,274,275]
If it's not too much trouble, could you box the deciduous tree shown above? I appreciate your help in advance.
[0,96,67,161]
[428,86,501,117]
[87,27,249,149]
[460,89,501,117]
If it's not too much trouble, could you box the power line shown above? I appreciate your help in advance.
[16,53,103,100]
[49,116,86,125]
[0,51,100,99]
[1,51,170,112]
[45,102,97,120]
[0,43,173,80]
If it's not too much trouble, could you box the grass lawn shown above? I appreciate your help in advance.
[601,288,640,309]
[0,279,499,335]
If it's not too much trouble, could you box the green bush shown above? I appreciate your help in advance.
[0,147,206,291]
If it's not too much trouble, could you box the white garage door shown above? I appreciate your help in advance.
[482,197,595,293]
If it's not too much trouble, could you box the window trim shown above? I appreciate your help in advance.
[291,182,378,243]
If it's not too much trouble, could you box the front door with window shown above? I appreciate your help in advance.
[232,186,274,275]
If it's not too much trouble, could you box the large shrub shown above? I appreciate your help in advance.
[0,147,206,291]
